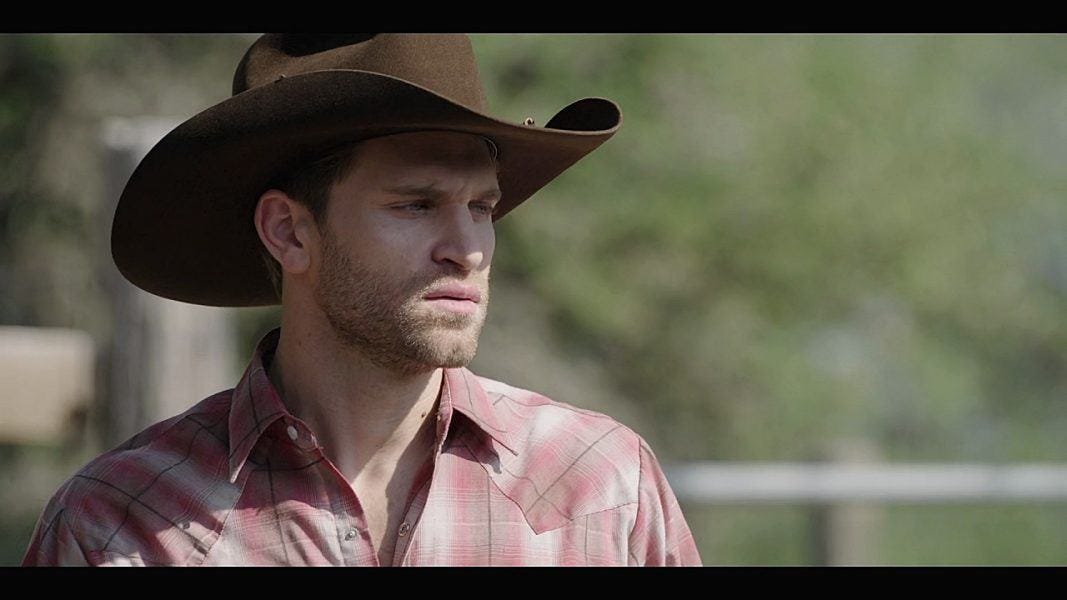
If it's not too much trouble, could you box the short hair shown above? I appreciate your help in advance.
[256,141,364,299]
[255,136,499,300]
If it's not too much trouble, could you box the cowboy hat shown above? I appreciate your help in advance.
[110,33,622,307]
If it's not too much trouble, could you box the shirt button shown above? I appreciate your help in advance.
[398,522,410,537]
[344,528,358,541]
[286,425,298,441]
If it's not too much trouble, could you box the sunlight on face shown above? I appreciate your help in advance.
[312,131,500,375]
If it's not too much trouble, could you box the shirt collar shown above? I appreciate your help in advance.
[441,366,519,456]
[226,328,290,483]
[227,327,519,483]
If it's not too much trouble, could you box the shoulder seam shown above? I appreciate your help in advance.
[488,388,625,423]
[118,390,233,452]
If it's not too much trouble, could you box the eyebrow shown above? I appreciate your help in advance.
[382,184,502,202]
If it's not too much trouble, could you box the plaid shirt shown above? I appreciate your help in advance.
[23,328,701,566]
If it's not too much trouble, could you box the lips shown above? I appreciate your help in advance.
[423,284,482,303]
[423,284,482,316]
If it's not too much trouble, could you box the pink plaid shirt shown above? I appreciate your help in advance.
[23,328,701,566]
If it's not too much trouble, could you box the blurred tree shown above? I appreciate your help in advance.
[473,34,1067,466]
[0,35,65,325]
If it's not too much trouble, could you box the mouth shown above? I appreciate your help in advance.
[422,284,483,315]
[423,284,482,304]
[422,297,479,315]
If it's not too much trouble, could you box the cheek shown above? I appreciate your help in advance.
[482,227,496,266]
[321,224,410,277]
[365,226,438,274]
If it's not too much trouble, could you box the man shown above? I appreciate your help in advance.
[23,34,701,566]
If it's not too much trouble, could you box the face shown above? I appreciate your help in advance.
[311,131,500,376]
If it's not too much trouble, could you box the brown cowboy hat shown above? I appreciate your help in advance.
[111,33,622,307]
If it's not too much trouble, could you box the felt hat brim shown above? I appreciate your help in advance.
[111,68,622,307]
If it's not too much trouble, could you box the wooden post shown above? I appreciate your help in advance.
[100,117,236,448]
[810,438,884,566]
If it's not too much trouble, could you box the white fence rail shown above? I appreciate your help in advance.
[665,462,1067,564]
[666,463,1067,503]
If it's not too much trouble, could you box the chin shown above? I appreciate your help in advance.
[390,344,477,377]
[422,338,480,368]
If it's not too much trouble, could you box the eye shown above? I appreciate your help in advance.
[471,201,496,217]
[394,200,432,214]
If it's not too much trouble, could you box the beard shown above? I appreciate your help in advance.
[312,226,489,376]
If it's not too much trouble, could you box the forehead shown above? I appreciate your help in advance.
[349,130,498,184]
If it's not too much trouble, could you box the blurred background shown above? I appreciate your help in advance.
[2,33,1066,565]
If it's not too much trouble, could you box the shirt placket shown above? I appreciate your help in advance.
[395,405,453,566]
[274,385,453,566]
[388,454,437,566]
[282,417,379,566]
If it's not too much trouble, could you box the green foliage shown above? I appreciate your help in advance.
[879,503,1067,565]
[0,35,66,324]
[685,504,816,565]
[473,34,1067,464]
[472,35,1067,562]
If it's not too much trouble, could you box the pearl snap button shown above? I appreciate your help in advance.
[344,528,357,541]
[286,425,298,441]
[398,522,411,536]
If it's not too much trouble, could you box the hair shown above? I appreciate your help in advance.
[255,135,500,299]
[256,141,365,299]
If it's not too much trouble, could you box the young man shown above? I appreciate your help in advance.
[23,34,701,566]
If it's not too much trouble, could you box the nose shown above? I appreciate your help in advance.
[430,205,492,272]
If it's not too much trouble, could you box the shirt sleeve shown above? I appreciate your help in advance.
[22,502,92,567]
[627,438,703,566]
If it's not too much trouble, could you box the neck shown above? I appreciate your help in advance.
[266,312,442,481]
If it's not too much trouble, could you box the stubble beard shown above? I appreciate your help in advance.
[313,228,489,377]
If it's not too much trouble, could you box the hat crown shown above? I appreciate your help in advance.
[233,33,489,111]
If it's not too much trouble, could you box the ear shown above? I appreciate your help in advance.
[254,189,317,275]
